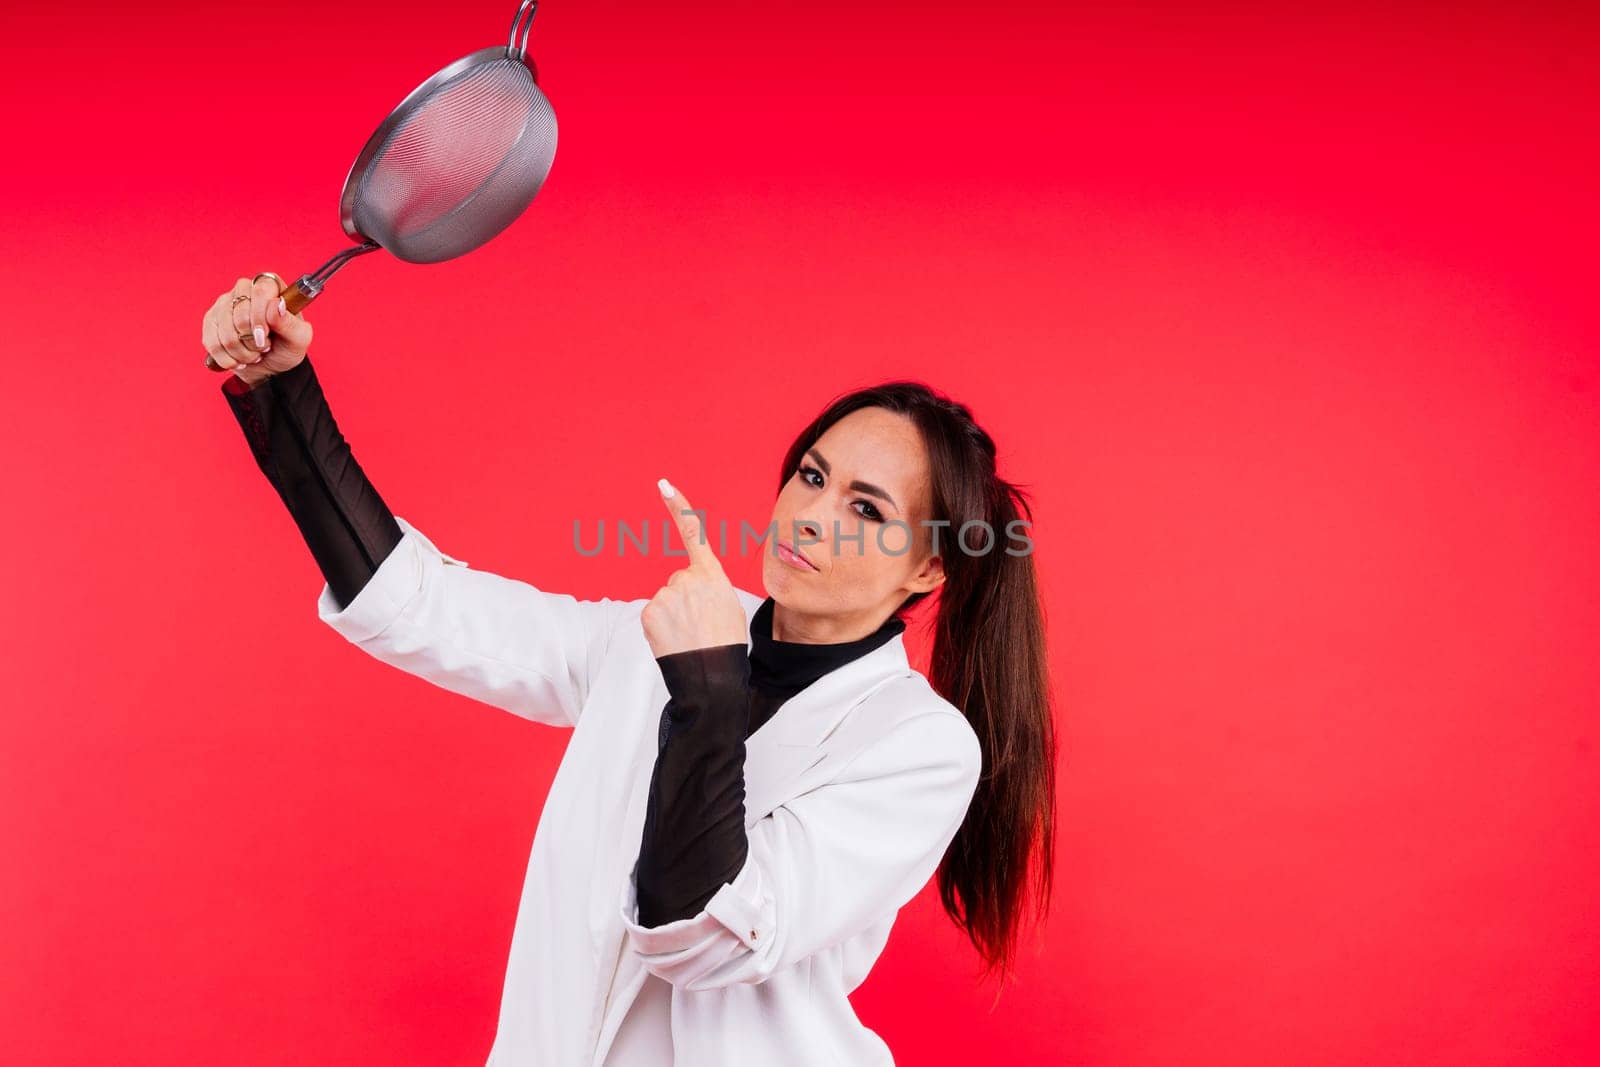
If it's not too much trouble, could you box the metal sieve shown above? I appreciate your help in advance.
[206,0,556,371]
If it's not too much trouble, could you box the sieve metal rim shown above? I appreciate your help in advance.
[336,45,546,245]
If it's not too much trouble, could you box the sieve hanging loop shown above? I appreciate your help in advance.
[508,0,538,62]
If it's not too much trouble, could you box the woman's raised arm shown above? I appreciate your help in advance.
[315,514,637,728]
[208,272,398,608]
[221,354,403,610]
[207,275,633,728]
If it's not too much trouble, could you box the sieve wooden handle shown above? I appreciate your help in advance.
[203,277,317,373]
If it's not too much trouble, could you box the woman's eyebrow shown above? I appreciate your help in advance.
[806,447,899,511]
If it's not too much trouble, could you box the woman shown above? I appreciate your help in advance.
[201,274,1056,1066]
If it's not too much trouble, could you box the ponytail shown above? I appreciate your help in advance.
[929,473,1055,990]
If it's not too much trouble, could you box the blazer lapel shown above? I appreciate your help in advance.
[731,588,916,827]
[610,589,915,869]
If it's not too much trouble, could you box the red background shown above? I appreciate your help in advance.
[2,1,1597,1063]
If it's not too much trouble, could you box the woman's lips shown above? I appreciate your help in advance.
[775,539,818,571]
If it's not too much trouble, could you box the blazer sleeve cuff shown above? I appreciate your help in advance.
[619,847,772,958]
[316,514,466,644]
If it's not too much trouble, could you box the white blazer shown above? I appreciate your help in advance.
[315,516,983,1066]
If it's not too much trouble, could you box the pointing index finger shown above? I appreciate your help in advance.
[657,477,719,570]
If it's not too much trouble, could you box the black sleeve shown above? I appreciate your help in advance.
[221,355,403,612]
[633,642,753,928]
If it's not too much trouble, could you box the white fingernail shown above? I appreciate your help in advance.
[278,298,286,316]
[253,326,266,348]
[657,477,675,498]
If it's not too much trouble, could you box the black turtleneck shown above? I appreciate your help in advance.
[633,596,906,927]
[220,357,908,928]
[749,597,908,714]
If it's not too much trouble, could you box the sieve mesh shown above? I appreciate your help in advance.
[351,56,557,264]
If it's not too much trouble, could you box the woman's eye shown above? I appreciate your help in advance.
[798,464,883,522]
[855,502,884,522]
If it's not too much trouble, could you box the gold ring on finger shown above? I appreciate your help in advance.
[252,271,286,295]
[230,294,250,308]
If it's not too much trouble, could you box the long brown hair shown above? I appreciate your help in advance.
[776,381,1056,991]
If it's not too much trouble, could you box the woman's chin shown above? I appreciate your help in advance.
[761,554,806,594]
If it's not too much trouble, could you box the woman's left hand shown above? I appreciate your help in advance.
[641,478,750,658]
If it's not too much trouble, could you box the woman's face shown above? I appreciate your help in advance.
[762,407,945,642]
